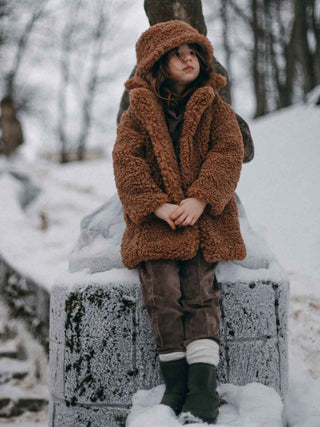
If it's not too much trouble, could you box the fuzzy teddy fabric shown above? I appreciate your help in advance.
[112,20,247,269]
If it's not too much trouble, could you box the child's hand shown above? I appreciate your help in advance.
[170,198,207,227]
[153,203,180,230]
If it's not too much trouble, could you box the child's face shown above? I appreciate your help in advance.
[166,43,200,92]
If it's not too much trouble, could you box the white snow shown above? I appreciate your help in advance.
[0,101,320,425]
[0,413,48,427]
[0,300,49,426]
[283,379,320,427]
[238,104,320,282]
[126,382,284,427]
[0,156,115,288]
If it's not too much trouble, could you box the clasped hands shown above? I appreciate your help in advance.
[154,198,207,230]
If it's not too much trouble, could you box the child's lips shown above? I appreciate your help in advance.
[183,66,194,71]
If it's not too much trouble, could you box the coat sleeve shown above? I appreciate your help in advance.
[112,106,170,225]
[186,95,244,216]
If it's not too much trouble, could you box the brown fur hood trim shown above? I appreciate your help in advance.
[124,20,227,92]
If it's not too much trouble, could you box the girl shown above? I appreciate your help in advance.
[112,20,246,425]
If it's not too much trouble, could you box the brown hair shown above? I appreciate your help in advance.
[147,42,214,110]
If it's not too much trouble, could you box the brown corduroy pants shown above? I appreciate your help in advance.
[137,249,220,355]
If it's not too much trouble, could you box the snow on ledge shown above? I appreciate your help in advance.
[53,257,288,291]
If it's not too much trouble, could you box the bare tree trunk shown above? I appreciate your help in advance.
[310,0,320,84]
[294,0,315,96]
[220,0,233,101]
[77,2,107,161]
[282,17,296,107]
[252,0,267,117]
[6,0,49,98]
[265,0,281,109]
[263,0,274,110]
[273,0,291,109]
[58,1,81,164]
[144,0,207,34]
[0,1,9,48]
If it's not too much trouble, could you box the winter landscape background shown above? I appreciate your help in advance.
[0,0,319,426]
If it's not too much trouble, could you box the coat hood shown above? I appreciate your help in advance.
[125,20,227,92]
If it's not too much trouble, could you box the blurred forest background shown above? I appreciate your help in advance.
[0,2,319,424]
[0,0,319,162]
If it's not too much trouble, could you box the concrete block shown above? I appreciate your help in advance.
[49,251,289,426]
[49,400,129,427]
[227,337,280,391]
[135,342,162,390]
[49,285,67,343]
[49,340,65,399]
[221,281,277,339]
[64,335,136,405]
[0,255,50,352]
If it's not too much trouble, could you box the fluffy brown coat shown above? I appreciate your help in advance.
[112,21,247,269]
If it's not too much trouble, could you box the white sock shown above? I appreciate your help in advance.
[186,339,219,366]
[159,351,186,362]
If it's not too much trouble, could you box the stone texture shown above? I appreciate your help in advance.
[49,285,67,344]
[227,338,280,389]
[49,269,289,426]
[0,255,50,353]
[49,341,65,399]
[49,400,129,427]
[221,281,277,339]
[0,299,49,419]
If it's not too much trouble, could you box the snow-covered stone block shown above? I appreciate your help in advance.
[64,334,137,405]
[135,342,162,390]
[49,400,128,427]
[49,261,289,426]
[221,281,277,339]
[216,339,229,384]
[60,282,138,406]
[227,338,280,388]
[0,255,50,352]
[49,285,67,343]
[64,283,137,339]
[49,341,65,400]
[49,194,289,425]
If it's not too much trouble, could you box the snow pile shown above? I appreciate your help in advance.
[68,193,126,273]
[68,187,289,285]
[284,379,320,427]
[0,156,113,289]
[238,103,320,280]
[126,382,283,427]
[288,293,320,381]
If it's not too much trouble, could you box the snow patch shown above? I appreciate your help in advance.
[126,382,284,427]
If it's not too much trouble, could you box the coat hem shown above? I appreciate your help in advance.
[121,243,247,270]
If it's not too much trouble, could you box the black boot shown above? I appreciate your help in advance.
[159,357,189,416]
[179,362,220,424]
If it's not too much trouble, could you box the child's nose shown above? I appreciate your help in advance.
[183,53,193,61]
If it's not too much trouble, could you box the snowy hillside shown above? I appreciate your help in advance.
[0,100,319,425]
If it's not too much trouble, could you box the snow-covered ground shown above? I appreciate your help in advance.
[0,100,319,425]
[0,300,49,426]
[0,156,115,289]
